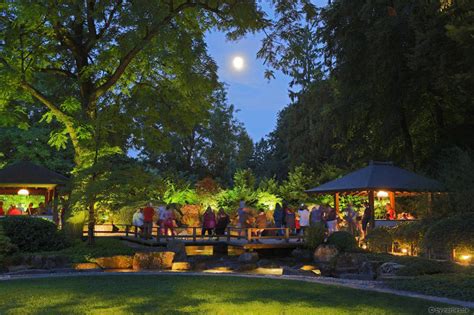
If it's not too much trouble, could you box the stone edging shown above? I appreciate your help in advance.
[0,271,472,309]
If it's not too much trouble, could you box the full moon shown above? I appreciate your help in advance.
[232,56,245,71]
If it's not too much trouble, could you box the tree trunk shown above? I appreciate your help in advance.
[87,201,95,245]
[398,106,415,170]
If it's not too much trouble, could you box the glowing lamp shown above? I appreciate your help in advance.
[460,255,472,261]
[17,189,29,196]
[401,248,408,254]
[361,244,367,250]
[377,191,389,198]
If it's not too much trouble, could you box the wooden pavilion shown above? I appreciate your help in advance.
[0,161,68,221]
[305,161,445,227]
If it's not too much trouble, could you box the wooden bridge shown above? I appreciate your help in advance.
[86,225,303,251]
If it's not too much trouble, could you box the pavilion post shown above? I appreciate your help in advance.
[427,192,433,216]
[334,193,340,214]
[52,188,59,224]
[368,190,375,229]
[389,191,396,213]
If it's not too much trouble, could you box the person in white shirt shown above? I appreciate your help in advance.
[297,204,310,241]
[132,208,144,237]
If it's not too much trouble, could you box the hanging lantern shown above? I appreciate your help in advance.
[377,191,389,198]
[17,189,29,196]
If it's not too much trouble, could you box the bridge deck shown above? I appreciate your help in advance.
[121,236,301,250]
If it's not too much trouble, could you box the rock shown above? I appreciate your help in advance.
[132,252,175,270]
[166,240,187,262]
[236,263,258,272]
[334,253,368,274]
[193,261,208,271]
[358,261,376,280]
[313,245,339,263]
[257,259,280,268]
[291,248,312,261]
[95,255,133,269]
[73,262,101,270]
[24,255,70,269]
[282,266,316,276]
[172,262,192,271]
[238,252,259,263]
[300,264,318,271]
[377,262,406,277]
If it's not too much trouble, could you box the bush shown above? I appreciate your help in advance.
[327,231,357,252]
[396,259,457,276]
[365,227,392,253]
[423,213,474,255]
[391,221,430,255]
[304,223,327,250]
[1,217,68,252]
[0,234,18,256]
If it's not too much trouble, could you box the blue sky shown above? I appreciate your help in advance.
[206,31,291,141]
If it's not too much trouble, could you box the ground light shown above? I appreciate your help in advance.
[459,254,472,264]
[401,248,408,255]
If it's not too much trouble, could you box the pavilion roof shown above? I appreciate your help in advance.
[0,161,68,187]
[305,161,444,194]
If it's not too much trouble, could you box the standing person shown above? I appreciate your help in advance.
[27,203,35,216]
[163,205,176,238]
[255,209,267,241]
[132,208,144,237]
[297,204,310,241]
[326,205,338,234]
[344,203,358,235]
[285,207,296,236]
[237,200,246,236]
[202,207,216,239]
[361,201,373,239]
[215,208,230,237]
[385,203,396,220]
[0,201,4,216]
[310,205,323,226]
[273,203,284,236]
[143,202,155,240]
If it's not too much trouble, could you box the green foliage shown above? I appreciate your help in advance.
[423,213,474,254]
[39,238,135,264]
[386,273,474,302]
[326,231,357,252]
[0,234,18,256]
[0,217,68,252]
[365,228,393,253]
[279,164,315,205]
[304,223,327,251]
[391,221,430,254]
[396,260,457,277]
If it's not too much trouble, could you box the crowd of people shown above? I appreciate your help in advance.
[0,201,51,216]
[130,199,417,241]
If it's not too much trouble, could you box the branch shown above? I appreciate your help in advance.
[38,67,76,79]
[92,0,226,100]
[20,81,69,121]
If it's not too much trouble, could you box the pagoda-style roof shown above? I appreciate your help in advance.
[306,161,444,194]
[0,161,68,188]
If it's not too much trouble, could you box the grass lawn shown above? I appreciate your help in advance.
[0,275,453,315]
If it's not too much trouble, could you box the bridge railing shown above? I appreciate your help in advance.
[84,224,304,243]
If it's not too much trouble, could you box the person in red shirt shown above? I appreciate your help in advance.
[385,204,396,220]
[0,201,4,216]
[142,202,155,240]
[7,205,22,216]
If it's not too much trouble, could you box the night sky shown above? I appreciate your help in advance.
[205,1,327,142]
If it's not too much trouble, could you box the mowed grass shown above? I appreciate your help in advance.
[0,275,450,315]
